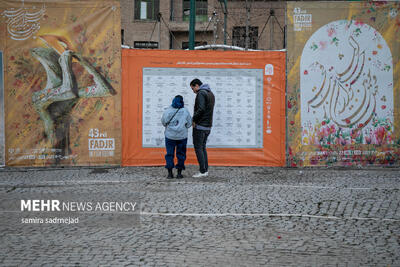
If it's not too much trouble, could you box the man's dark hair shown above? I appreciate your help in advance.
[190,78,202,87]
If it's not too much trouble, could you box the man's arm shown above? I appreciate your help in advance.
[192,92,206,123]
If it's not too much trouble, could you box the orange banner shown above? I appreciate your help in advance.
[0,0,121,166]
[122,49,285,166]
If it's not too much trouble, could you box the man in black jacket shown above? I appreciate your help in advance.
[190,78,215,177]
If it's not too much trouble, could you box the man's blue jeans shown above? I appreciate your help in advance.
[165,137,187,170]
[193,128,210,173]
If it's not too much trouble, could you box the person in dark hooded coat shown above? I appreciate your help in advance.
[190,78,215,178]
[161,95,192,178]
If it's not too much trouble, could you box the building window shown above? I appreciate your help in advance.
[182,0,208,22]
[232,26,258,50]
[121,29,124,45]
[181,41,207,50]
[134,0,159,20]
[134,41,159,49]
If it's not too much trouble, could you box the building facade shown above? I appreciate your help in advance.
[120,0,286,50]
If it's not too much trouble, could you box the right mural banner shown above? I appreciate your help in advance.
[287,1,400,166]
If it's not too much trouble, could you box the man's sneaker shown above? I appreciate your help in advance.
[192,172,208,178]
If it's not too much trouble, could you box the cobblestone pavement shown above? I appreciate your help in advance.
[0,166,399,266]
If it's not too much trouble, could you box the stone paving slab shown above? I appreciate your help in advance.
[0,215,398,266]
[0,166,399,266]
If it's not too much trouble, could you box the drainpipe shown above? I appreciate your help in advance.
[189,0,196,50]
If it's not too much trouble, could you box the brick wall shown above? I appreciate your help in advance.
[121,0,286,50]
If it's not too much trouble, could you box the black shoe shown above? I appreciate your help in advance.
[176,169,183,179]
[167,169,174,179]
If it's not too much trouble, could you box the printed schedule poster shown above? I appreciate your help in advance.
[142,68,263,148]
[122,49,286,166]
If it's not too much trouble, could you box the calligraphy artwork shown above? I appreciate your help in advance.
[301,20,394,146]
[2,0,45,41]
[287,1,400,167]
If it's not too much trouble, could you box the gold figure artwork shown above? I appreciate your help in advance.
[31,35,116,163]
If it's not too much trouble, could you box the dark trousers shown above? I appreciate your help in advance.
[165,137,187,170]
[193,128,210,173]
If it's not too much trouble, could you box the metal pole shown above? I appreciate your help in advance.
[245,0,249,50]
[158,13,161,49]
[223,0,227,45]
[270,10,274,50]
[170,0,173,21]
[213,12,217,45]
[189,0,196,50]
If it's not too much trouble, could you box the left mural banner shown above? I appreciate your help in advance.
[0,51,4,166]
[0,0,121,167]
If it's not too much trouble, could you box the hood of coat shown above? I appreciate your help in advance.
[199,83,211,91]
[171,95,184,108]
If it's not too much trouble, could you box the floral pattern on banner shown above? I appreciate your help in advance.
[302,118,394,147]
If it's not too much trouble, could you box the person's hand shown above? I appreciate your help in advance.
[192,122,196,128]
